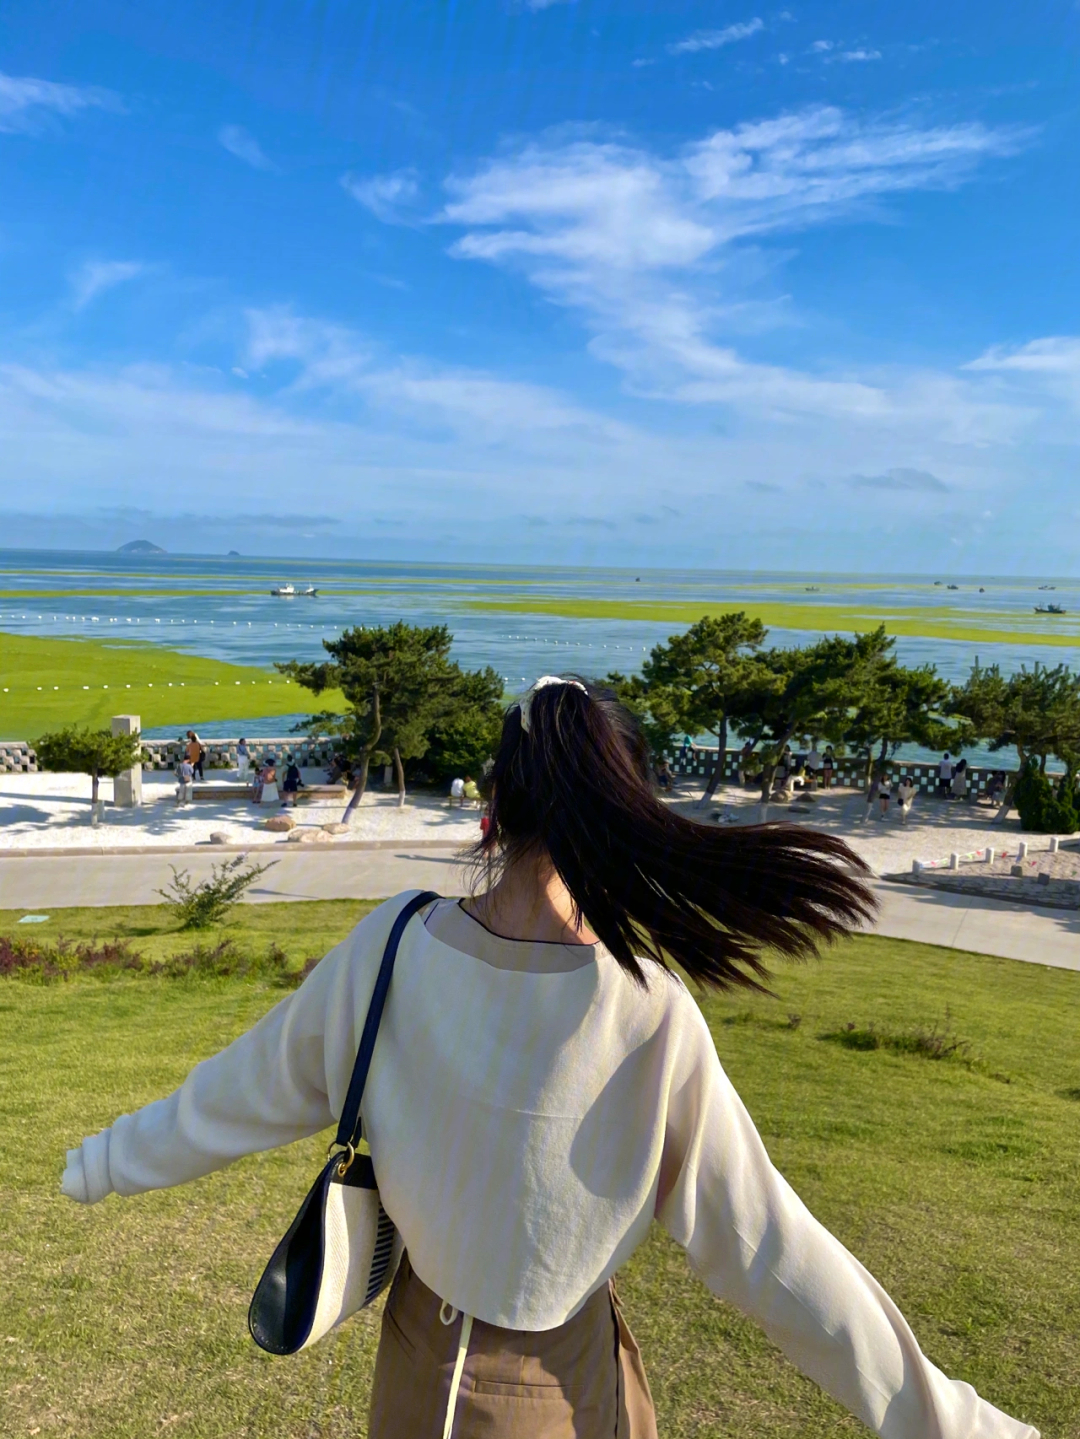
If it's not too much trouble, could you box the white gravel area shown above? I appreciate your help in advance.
[0,769,484,850]
[0,771,1056,874]
[666,781,1036,877]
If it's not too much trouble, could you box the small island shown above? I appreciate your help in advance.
[117,540,166,554]
[227,550,241,557]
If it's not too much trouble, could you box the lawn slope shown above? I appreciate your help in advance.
[0,902,1072,1436]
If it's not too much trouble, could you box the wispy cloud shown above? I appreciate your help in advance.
[521,0,576,9]
[0,71,122,134]
[441,107,1028,430]
[341,169,421,223]
[839,49,882,63]
[71,260,147,310]
[667,19,764,56]
[850,467,949,492]
[809,40,833,53]
[218,124,276,171]
[965,337,1080,374]
[244,306,638,446]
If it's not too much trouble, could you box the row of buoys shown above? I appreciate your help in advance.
[1,613,332,629]
[1,679,295,693]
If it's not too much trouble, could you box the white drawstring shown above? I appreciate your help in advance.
[439,1299,473,1439]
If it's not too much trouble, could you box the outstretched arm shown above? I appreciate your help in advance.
[61,897,412,1204]
[655,998,1038,1439]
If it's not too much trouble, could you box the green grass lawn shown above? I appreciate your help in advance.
[1,899,1074,1437]
[0,633,348,739]
[464,595,1080,648]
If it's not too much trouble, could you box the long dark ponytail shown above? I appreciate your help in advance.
[474,677,876,992]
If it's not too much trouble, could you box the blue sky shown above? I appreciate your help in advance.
[2,0,1079,571]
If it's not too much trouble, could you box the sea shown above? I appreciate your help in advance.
[3,549,1078,765]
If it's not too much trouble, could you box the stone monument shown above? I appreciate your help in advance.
[111,714,143,807]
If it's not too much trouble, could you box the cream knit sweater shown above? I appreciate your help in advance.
[62,892,1037,1438]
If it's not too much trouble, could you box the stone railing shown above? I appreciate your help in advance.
[0,736,343,775]
[666,747,1018,797]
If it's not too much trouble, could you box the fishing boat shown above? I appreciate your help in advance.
[1034,603,1067,615]
[1038,585,1057,591]
[270,584,319,597]
[804,586,820,592]
[947,583,959,590]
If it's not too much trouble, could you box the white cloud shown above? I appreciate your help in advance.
[809,40,833,52]
[341,169,421,223]
[71,260,147,310]
[522,0,575,8]
[440,108,1028,432]
[218,124,276,171]
[839,49,882,63]
[965,337,1080,374]
[0,71,121,134]
[244,305,637,445]
[667,19,764,56]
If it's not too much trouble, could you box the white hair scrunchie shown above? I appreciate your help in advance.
[517,675,587,733]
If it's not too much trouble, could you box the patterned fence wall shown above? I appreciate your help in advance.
[0,736,1030,789]
[666,748,1015,797]
[0,736,343,775]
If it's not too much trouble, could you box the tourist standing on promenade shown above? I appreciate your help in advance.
[822,744,836,788]
[174,755,193,806]
[186,730,205,781]
[897,775,916,822]
[805,742,823,786]
[61,678,1038,1439]
[939,751,954,795]
[281,757,304,807]
[236,737,250,781]
[951,758,969,802]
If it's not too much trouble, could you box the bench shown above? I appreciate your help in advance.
[189,784,348,802]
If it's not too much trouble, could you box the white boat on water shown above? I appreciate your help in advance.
[270,584,319,597]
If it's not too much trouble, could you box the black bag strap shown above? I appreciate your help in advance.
[335,890,440,1150]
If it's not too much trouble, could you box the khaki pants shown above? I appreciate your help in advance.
[369,1253,657,1438]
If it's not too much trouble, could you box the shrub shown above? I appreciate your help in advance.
[156,856,275,929]
[0,933,309,985]
[0,935,141,981]
[1013,757,1079,834]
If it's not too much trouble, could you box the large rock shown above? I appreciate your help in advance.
[289,828,332,844]
[264,814,296,832]
[209,831,233,845]
[322,822,351,835]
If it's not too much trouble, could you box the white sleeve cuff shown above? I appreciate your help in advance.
[61,1130,116,1205]
[61,1147,89,1203]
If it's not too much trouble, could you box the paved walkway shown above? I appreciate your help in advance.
[1,851,1076,972]
[0,846,472,908]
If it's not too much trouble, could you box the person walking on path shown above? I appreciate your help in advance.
[236,737,250,782]
[862,770,882,822]
[450,776,466,808]
[60,677,1039,1439]
[281,757,304,808]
